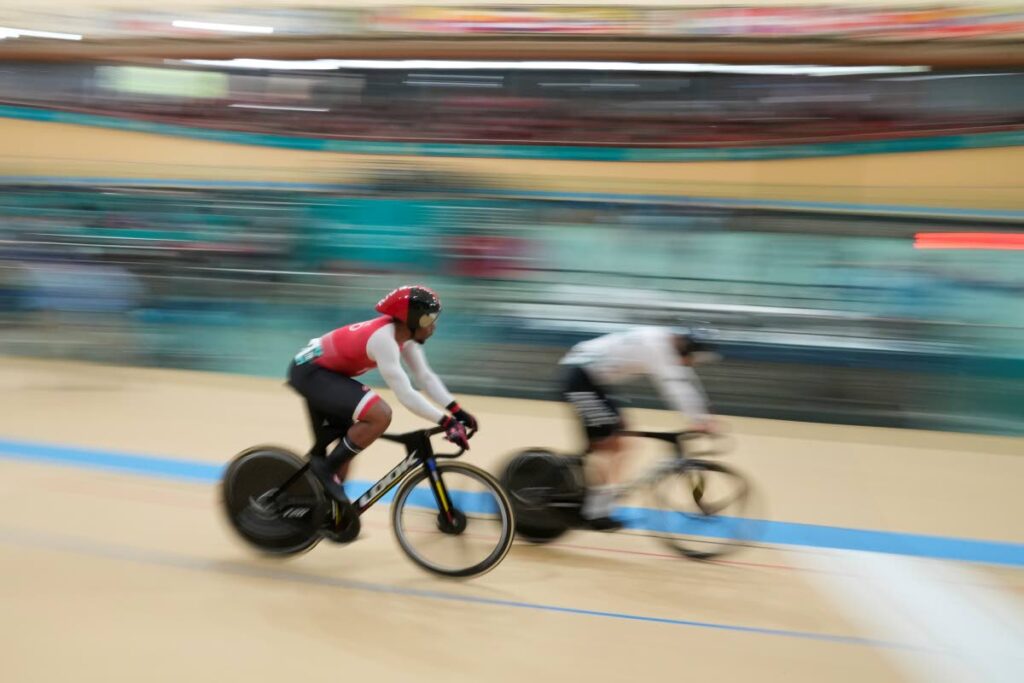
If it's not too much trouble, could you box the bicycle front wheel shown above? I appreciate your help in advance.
[647,459,754,560]
[391,462,514,578]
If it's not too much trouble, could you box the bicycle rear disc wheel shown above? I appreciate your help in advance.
[221,446,326,556]
[392,462,514,578]
[647,460,753,560]
[500,449,580,543]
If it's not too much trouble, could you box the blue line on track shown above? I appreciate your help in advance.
[2,437,1022,567]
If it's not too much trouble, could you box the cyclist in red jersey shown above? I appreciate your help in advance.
[287,285,477,508]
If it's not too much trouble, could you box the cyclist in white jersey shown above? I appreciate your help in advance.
[559,326,719,531]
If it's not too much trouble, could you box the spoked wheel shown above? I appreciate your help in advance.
[500,450,582,544]
[221,446,328,556]
[647,459,754,560]
[391,462,514,578]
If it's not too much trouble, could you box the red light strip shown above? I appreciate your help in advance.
[914,233,1024,250]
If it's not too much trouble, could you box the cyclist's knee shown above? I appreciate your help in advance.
[590,433,623,454]
[361,399,392,433]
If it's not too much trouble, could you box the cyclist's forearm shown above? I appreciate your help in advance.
[644,334,711,420]
[379,363,446,423]
[403,344,455,407]
[371,333,446,423]
[417,372,455,408]
[657,373,711,422]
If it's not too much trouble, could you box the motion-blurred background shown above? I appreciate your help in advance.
[1,1,1022,435]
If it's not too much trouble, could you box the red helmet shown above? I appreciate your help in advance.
[375,285,441,331]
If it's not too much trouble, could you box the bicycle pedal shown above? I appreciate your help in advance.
[322,521,361,544]
[323,502,361,543]
[323,527,361,544]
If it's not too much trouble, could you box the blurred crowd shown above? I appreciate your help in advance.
[1,57,1022,434]
[1,183,1021,434]
[2,63,1023,147]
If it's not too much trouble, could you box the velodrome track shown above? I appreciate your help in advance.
[1,357,1022,683]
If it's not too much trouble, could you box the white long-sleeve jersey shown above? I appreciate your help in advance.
[366,325,454,423]
[560,326,710,421]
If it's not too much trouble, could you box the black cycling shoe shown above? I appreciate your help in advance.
[323,500,361,544]
[309,456,350,504]
[582,516,624,532]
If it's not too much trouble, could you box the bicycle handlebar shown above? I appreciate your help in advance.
[379,424,477,459]
[435,425,477,458]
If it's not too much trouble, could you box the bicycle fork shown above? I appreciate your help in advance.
[424,458,455,525]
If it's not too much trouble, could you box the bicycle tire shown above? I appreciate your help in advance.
[391,462,515,578]
[512,521,570,544]
[221,445,326,556]
[647,459,753,560]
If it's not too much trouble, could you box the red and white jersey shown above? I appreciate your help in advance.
[315,316,393,377]
[304,316,453,423]
[561,326,710,421]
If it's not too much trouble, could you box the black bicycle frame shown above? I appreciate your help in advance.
[355,429,455,522]
[511,429,701,509]
[268,425,462,525]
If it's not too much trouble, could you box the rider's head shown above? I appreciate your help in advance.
[375,285,441,344]
[671,326,720,366]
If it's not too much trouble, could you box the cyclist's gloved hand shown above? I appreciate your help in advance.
[446,401,478,432]
[440,415,471,450]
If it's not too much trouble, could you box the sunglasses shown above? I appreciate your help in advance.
[418,311,440,328]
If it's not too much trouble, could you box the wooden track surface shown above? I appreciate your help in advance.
[4,118,1024,210]
[1,357,1022,682]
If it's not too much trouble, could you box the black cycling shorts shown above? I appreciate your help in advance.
[287,360,381,436]
[560,364,623,445]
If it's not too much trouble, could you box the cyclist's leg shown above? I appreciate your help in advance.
[588,434,626,486]
[304,404,334,458]
[308,400,391,500]
[579,445,626,530]
[330,399,391,478]
[561,364,625,530]
[287,361,390,501]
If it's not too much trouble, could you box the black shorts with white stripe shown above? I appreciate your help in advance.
[560,363,623,446]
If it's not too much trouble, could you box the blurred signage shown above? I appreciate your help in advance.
[369,4,1024,41]
[369,6,644,35]
[1,4,1022,41]
[96,65,229,98]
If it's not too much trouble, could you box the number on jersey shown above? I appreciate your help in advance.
[294,337,323,365]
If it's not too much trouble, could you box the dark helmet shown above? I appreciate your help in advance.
[673,325,721,362]
[375,285,441,331]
